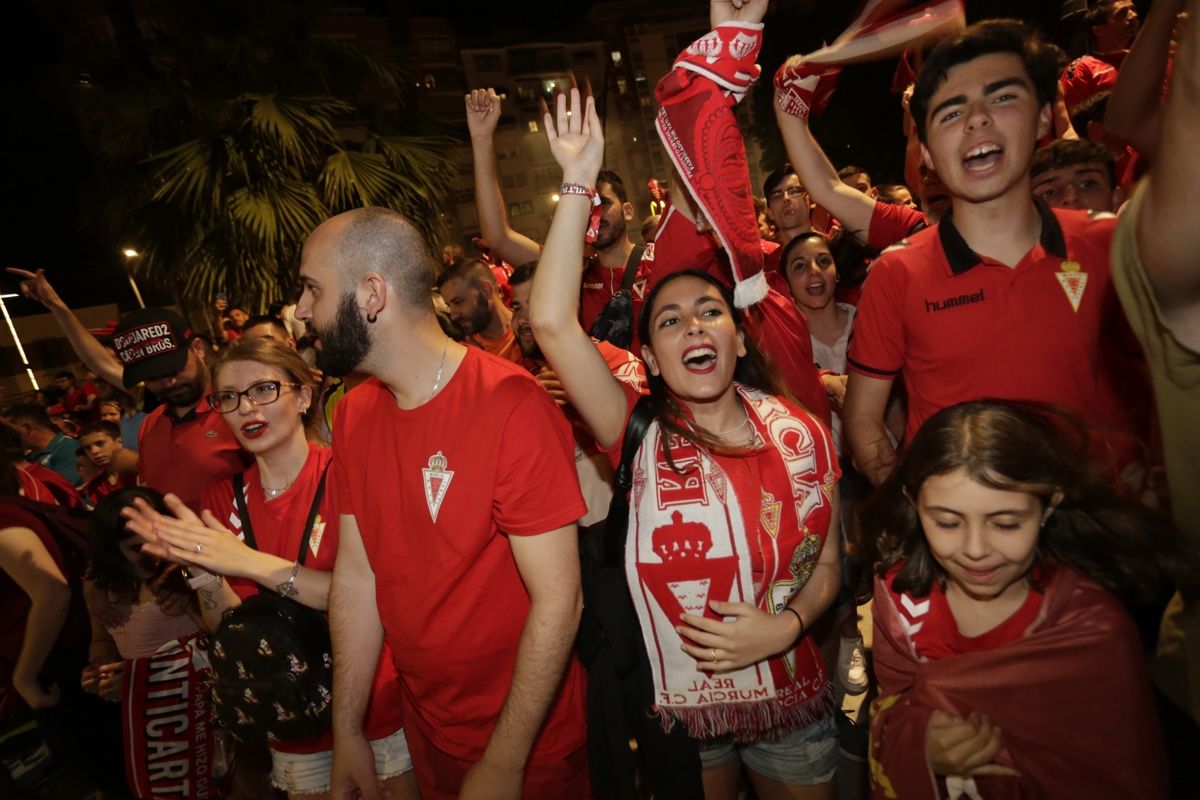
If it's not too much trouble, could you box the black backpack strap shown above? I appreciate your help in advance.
[295,462,331,566]
[232,461,330,566]
[232,472,256,551]
[618,244,646,295]
[603,396,655,566]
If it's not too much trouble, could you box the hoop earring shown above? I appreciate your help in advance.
[366,312,378,324]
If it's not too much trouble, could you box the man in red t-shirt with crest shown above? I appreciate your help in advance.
[295,207,589,800]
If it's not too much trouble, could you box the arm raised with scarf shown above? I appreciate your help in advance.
[676,492,842,673]
[528,87,632,449]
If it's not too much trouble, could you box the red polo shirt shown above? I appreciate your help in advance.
[867,200,928,251]
[136,401,246,511]
[848,201,1143,463]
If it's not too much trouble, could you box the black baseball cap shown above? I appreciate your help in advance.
[110,308,193,388]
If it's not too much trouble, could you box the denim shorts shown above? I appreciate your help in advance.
[269,727,412,795]
[698,713,838,785]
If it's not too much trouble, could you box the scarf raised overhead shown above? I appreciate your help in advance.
[626,385,838,739]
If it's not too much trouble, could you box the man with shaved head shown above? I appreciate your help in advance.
[296,207,589,799]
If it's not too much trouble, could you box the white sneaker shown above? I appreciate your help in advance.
[838,636,869,695]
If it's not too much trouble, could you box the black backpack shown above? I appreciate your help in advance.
[208,466,334,745]
[587,244,645,349]
[577,397,703,799]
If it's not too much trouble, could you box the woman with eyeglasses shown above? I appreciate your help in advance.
[122,338,416,800]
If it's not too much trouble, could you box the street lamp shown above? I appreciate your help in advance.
[121,246,147,309]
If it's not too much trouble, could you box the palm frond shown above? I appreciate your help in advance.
[144,136,244,212]
[245,94,347,169]
[318,150,404,209]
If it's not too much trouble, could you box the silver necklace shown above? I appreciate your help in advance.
[427,343,448,403]
[262,476,296,500]
[711,416,751,437]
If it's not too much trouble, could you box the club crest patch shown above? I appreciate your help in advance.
[309,516,325,557]
[1055,260,1087,313]
[422,451,454,523]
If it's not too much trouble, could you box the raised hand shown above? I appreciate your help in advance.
[123,493,257,580]
[465,88,503,140]
[710,0,768,27]
[6,268,65,310]
[542,87,604,185]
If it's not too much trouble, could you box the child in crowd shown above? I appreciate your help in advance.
[862,401,1186,798]
[82,488,225,799]
[77,421,138,507]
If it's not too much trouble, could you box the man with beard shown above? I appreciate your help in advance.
[294,207,588,799]
[435,258,524,364]
[509,261,646,525]
[7,270,244,510]
[465,88,652,349]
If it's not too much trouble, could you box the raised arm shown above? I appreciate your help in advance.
[7,268,128,391]
[1105,0,1184,160]
[1136,0,1200,348]
[466,89,543,266]
[0,526,71,710]
[774,81,878,240]
[528,88,630,449]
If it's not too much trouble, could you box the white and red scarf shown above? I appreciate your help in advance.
[121,632,222,800]
[626,385,839,740]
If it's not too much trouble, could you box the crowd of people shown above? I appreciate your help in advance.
[1,0,1198,798]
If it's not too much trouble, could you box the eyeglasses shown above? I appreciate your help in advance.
[207,381,300,414]
[768,186,808,202]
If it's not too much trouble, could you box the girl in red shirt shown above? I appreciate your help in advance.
[531,88,843,798]
[123,338,415,800]
[861,400,1189,799]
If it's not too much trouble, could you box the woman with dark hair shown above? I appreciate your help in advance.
[530,87,841,798]
[82,488,223,799]
[862,400,1182,799]
[122,337,414,800]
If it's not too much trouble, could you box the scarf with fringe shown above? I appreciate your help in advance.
[626,384,839,740]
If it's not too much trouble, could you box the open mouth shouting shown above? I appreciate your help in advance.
[682,344,718,374]
[963,142,1004,173]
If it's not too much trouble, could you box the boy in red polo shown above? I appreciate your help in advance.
[842,20,1145,487]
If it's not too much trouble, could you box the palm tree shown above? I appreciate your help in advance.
[72,0,456,309]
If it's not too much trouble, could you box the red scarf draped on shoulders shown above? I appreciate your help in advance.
[869,566,1167,799]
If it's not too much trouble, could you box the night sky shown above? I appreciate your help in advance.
[0,1,1144,316]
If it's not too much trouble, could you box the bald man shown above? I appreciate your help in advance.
[295,208,589,800]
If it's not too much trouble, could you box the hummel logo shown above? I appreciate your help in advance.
[924,288,985,313]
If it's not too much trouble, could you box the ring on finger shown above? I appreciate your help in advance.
[710,648,718,662]
[195,543,203,554]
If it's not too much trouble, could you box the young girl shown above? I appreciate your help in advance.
[82,488,223,799]
[123,338,415,800]
[862,400,1181,799]
[530,87,841,799]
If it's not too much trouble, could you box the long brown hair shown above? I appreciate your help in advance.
[637,270,785,468]
[858,400,1193,605]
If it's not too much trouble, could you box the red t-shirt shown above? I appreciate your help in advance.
[332,348,588,763]
[470,327,527,366]
[867,200,928,251]
[17,464,85,509]
[64,382,99,420]
[137,401,246,511]
[882,563,1050,660]
[579,244,654,353]
[83,471,138,507]
[200,445,404,754]
[847,203,1143,462]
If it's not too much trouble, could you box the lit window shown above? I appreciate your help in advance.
[611,51,622,66]
[527,119,539,133]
